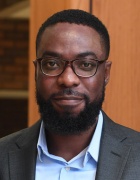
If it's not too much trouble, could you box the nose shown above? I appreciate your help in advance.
[57,66,80,87]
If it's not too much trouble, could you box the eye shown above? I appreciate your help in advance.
[42,59,60,70]
[47,60,58,67]
[76,60,97,71]
[82,62,92,68]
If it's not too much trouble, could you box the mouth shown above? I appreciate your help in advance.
[52,96,84,107]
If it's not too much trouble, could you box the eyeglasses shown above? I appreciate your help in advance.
[34,57,107,77]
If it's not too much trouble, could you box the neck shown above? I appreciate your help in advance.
[45,122,97,161]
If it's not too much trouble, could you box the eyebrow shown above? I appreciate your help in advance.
[40,51,98,59]
[76,52,98,59]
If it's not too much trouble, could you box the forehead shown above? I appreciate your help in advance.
[37,23,105,59]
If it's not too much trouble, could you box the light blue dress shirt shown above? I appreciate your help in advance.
[35,111,103,180]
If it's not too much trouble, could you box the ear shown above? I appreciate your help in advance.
[104,61,112,86]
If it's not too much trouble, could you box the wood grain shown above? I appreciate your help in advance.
[93,0,140,130]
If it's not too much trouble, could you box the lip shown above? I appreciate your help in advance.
[52,96,84,106]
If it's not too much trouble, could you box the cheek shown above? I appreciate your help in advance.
[36,75,56,99]
[82,75,105,102]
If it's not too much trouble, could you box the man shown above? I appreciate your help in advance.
[0,9,140,180]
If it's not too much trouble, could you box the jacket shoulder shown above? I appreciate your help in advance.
[0,120,41,152]
[102,111,140,143]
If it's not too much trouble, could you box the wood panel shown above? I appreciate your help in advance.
[28,0,89,126]
[93,0,140,131]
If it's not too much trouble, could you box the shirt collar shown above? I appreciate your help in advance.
[84,111,103,164]
[37,122,48,162]
[37,111,103,163]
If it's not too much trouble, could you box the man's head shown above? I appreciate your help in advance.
[34,9,112,135]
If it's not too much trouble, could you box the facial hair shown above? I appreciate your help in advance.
[36,86,105,135]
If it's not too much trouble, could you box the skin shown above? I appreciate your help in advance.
[34,23,112,161]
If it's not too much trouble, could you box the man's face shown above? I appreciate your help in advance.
[35,23,111,134]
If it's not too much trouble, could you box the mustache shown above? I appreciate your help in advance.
[50,88,87,99]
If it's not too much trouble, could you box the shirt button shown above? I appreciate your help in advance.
[65,167,70,171]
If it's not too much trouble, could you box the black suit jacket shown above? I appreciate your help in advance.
[0,111,140,180]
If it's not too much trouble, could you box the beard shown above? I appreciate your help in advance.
[36,85,105,135]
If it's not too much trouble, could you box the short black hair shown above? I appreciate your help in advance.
[36,9,110,58]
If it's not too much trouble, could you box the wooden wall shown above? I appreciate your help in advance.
[29,0,140,131]
[94,0,140,130]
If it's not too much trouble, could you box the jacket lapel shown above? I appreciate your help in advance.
[9,145,36,180]
[96,112,132,180]
[96,133,132,180]
[8,121,41,180]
